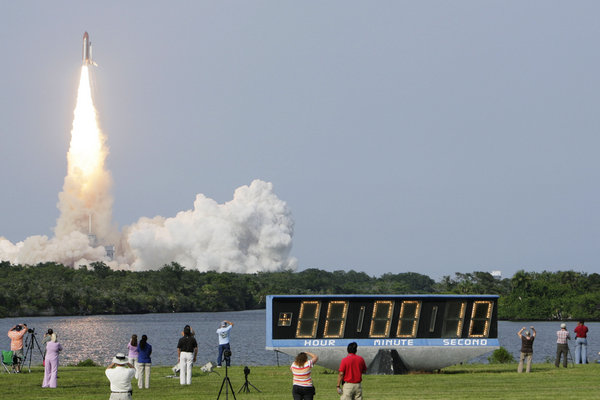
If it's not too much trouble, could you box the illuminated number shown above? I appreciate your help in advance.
[429,305,438,333]
[369,301,394,338]
[296,301,320,338]
[278,312,292,327]
[468,301,493,337]
[357,306,366,333]
[441,301,466,338]
[396,301,421,338]
[324,301,348,338]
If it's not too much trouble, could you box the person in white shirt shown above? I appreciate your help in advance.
[105,353,135,400]
[216,320,234,367]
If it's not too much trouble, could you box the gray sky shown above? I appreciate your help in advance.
[1,1,599,280]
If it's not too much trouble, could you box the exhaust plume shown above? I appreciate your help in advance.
[0,56,296,272]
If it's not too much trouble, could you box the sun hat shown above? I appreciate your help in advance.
[112,353,128,365]
[560,323,566,329]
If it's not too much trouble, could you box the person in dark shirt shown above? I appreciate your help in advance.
[517,326,536,373]
[177,325,198,385]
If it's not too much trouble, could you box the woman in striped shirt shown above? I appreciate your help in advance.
[290,351,319,400]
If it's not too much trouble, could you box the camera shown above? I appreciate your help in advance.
[28,328,35,334]
[224,349,232,358]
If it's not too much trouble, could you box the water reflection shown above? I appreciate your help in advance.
[0,310,293,367]
[2,312,598,367]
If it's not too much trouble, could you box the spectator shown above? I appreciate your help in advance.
[574,320,589,364]
[42,332,63,388]
[216,320,234,367]
[127,335,139,379]
[337,342,367,400]
[291,351,318,400]
[517,326,536,373]
[7,323,27,373]
[137,335,152,389]
[555,323,570,368]
[177,325,198,385]
[106,353,135,400]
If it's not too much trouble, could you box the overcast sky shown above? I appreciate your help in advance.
[1,1,599,280]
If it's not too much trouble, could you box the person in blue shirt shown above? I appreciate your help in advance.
[137,334,152,389]
[216,320,234,367]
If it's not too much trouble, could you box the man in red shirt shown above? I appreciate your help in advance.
[337,342,367,400]
[574,320,589,364]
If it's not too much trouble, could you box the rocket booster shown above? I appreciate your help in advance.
[82,32,94,65]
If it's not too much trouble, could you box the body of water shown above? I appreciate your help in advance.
[2,311,598,367]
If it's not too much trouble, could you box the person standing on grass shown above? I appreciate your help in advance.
[106,353,135,400]
[517,326,536,373]
[177,325,198,385]
[574,320,589,364]
[127,335,139,380]
[136,334,152,388]
[337,342,367,400]
[216,320,234,367]
[42,332,63,388]
[555,323,570,368]
[291,351,319,400]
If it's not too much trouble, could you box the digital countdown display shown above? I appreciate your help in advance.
[271,295,497,340]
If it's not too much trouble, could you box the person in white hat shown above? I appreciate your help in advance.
[105,353,135,400]
[555,323,571,368]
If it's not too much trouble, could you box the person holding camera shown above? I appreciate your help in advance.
[42,329,54,347]
[127,335,139,379]
[216,320,234,367]
[42,332,62,388]
[517,326,536,373]
[7,323,28,372]
[106,353,135,400]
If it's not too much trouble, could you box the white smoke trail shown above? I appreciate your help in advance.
[54,66,116,245]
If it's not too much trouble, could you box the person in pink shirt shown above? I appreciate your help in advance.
[7,323,28,373]
[127,334,139,379]
[42,333,63,388]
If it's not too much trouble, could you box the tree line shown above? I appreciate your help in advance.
[1,261,599,320]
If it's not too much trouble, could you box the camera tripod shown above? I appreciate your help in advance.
[238,366,261,393]
[23,330,45,373]
[216,360,237,400]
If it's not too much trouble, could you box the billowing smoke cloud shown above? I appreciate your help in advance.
[0,66,296,272]
[0,179,296,272]
[119,180,296,272]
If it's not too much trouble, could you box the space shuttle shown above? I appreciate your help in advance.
[82,32,97,66]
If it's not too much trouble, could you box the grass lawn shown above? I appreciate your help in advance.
[0,363,598,399]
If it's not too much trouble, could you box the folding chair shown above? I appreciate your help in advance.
[2,350,15,373]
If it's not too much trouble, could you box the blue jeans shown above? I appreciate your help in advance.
[217,343,231,366]
[575,337,587,364]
